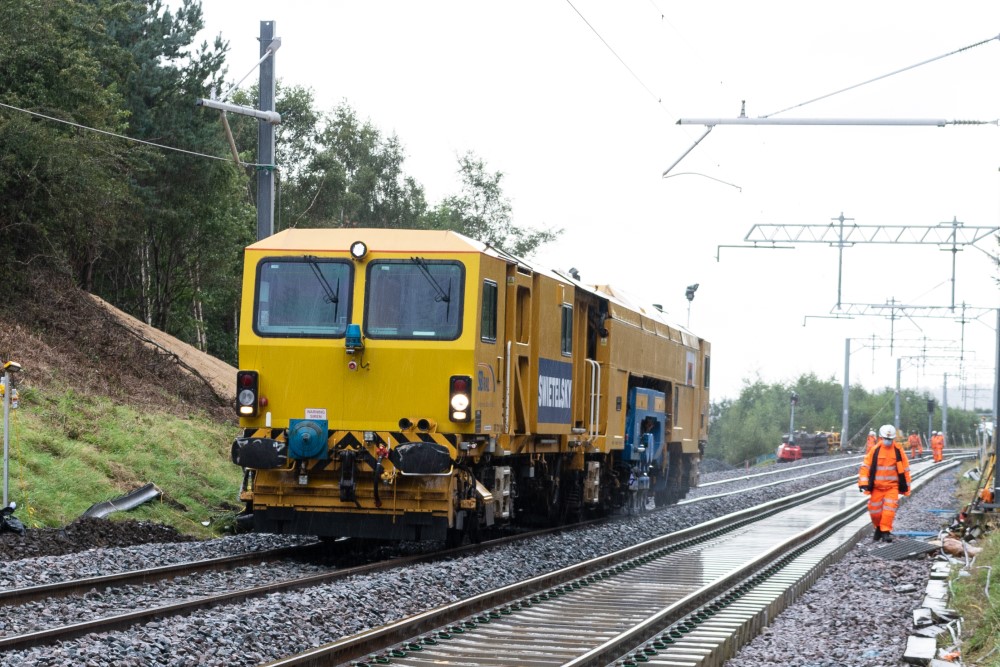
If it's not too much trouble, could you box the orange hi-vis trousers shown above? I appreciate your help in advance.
[868,487,900,533]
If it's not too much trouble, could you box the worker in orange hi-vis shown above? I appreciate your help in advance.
[930,431,945,463]
[859,424,912,543]
[907,430,924,459]
[865,430,878,454]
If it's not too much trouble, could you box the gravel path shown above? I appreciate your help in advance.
[725,465,961,667]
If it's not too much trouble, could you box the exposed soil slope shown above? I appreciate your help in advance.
[85,293,236,405]
[0,271,235,417]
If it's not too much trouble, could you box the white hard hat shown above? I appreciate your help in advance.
[879,424,897,440]
[869,430,875,435]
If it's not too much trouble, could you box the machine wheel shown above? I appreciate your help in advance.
[469,513,482,544]
[445,527,464,548]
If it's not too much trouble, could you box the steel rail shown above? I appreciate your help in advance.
[0,520,605,651]
[690,451,972,502]
[1,453,875,613]
[609,459,963,666]
[696,456,861,488]
[3,456,969,657]
[258,460,957,667]
[571,460,957,667]
[257,475,866,667]
[0,544,316,606]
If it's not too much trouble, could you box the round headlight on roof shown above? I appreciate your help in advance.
[350,241,368,260]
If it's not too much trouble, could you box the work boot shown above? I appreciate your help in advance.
[872,528,882,542]
[881,532,894,544]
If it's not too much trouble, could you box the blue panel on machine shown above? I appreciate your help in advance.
[624,387,665,462]
[537,357,572,424]
[288,419,329,460]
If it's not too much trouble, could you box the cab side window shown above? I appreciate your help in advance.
[481,280,498,343]
[560,304,572,356]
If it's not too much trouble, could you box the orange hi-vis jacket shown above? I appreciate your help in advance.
[865,434,877,452]
[859,442,912,494]
[908,433,923,456]
[931,433,945,462]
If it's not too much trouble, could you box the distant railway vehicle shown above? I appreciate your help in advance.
[230,229,710,542]
[777,430,841,461]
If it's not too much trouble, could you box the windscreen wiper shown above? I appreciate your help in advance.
[305,256,340,321]
[410,257,450,303]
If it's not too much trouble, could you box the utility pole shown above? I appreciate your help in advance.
[943,373,949,447]
[927,398,935,442]
[257,20,277,241]
[843,339,850,448]
[195,21,281,242]
[2,361,22,507]
[789,392,798,444]
[895,359,902,432]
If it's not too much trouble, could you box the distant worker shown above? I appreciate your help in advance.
[865,430,878,454]
[908,430,923,459]
[931,431,945,463]
[859,424,912,543]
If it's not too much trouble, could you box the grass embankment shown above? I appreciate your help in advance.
[5,384,241,538]
[949,466,1000,666]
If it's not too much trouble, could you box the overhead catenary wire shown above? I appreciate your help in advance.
[667,33,1000,175]
[0,100,273,169]
[764,33,1000,118]
[569,0,739,183]
[564,0,672,118]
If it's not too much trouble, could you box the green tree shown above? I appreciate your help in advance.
[425,151,560,257]
[0,0,133,292]
[94,0,249,358]
[276,101,428,229]
[228,82,324,216]
[709,378,788,464]
[709,373,985,465]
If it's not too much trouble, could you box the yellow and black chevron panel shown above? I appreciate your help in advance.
[324,430,459,475]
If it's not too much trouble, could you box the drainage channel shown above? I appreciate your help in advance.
[260,459,952,667]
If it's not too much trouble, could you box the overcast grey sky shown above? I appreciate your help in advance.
[192,1,1000,406]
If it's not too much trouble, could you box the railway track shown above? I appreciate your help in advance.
[0,519,613,652]
[0,454,966,663]
[0,543,318,606]
[255,458,958,667]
